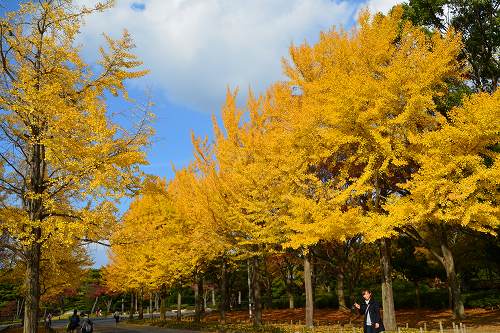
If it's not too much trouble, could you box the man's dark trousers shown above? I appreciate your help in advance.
[365,325,376,333]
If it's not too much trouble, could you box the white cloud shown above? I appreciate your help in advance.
[77,0,401,113]
[364,0,405,14]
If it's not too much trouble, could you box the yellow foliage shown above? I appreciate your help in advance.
[281,6,464,243]
[384,90,500,233]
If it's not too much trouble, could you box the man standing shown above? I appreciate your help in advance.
[354,290,385,333]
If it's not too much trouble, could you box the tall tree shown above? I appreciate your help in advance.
[282,7,463,330]
[0,2,152,331]
[385,90,500,319]
[404,0,500,92]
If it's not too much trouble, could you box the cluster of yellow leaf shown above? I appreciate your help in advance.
[383,90,500,234]
[105,171,228,292]
[107,6,499,293]
[0,0,152,246]
[1,237,92,304]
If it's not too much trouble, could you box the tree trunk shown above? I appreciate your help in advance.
[414,281,421,310]
[265,277,273,309]
[91,296,99,315]
[106,299,112,314]
[337,271,347,310]
[219,262,227,323]
[159,293,166,321]
[285,266,294,309]
[121,297,124,314]
[176,291,182,321]
[23,242,41,333]
[304,252,314,328]
[149,293,152,318]
[441,242,465,319]
[380,238,397,331]
[138,288,144,320]
[287,288,294,309]
[129,293,134,320]
[251,257,262,326]
[247,259,252,319]
[195,276,204,323]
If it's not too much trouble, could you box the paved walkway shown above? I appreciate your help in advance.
[51,318,202,333]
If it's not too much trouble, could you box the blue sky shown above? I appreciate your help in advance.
[4,0,403,266]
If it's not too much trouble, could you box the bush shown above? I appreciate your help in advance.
[464,290,500,308]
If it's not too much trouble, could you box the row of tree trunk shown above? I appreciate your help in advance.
[120,233,464,329]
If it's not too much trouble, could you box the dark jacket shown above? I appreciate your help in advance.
[68,314,80,330]
[359,299,385,333]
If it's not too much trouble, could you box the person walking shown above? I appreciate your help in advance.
[113,310,120,327]
[80,313,94,333]
[45,312,52,328]
[354,289,385,333]
[67,309,80,333]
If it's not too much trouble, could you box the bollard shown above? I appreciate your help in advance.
[397,327,401,333]
[420,327,423,333]
[406,323,409,328]
[424,322,427,332]
[439,320,443,333]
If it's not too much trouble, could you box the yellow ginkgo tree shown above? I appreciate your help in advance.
[207,88,292,326]
[383,90,500,319]
[0,1,152,331]
[281,6,463,329]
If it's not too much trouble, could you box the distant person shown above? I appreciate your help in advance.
[45,312,52,328]
[67,309,80,333]
[80,312,94,333]
[354,289,385,333]
[113,311,120,327]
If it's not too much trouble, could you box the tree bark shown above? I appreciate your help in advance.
[159,293,166,321]
[138,288,144,320]
[287,291,294,309]
[23,241,41,333]
[251,257,262,326]
[219,262,227,323]
[195,276,204,323]
[91,296,99,315]
[285,263,295,309]
[441,242,465,319]
[403,225,466,319]
[135,291,138,313]
[265,277,273,309]
[337,271,347,310]
[247,259,252,319]
[414,281,421,310]
[149,293,152,319]
[129,293,134,320]
[380,238,397,331]
[304,252,314,328]
[106,299,113,314]
[176,291,182,321]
